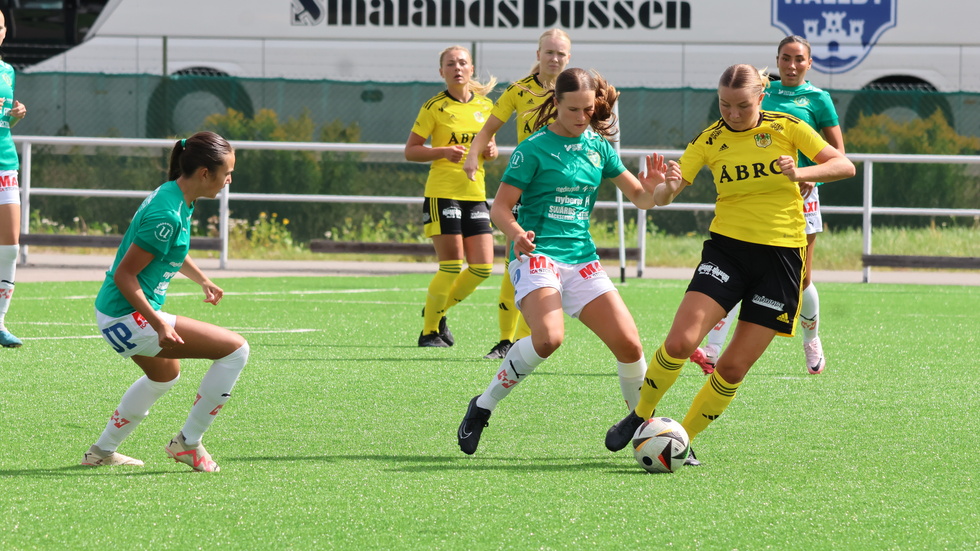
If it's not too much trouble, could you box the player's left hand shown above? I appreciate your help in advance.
[642,153,668,188]
[483,141,497,161]
[799,181,815,199]
[201,281,224,305]
[777,155,799,181]
[8,100,26,120]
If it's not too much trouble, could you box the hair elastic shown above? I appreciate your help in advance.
[180,139,187,147]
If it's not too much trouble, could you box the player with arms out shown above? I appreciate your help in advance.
[463,28,573,360]
[605,64,854,465]
[405,45,498,347]
[457,68,670,455]
[82,131,249,472]
[691,35,844,376]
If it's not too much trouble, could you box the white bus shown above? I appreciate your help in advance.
[22,0,980,137]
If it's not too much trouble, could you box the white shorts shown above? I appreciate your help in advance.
[509,255,617,319]
[804,186,822,235]
[96,308,177,358]
[0,171,19,206]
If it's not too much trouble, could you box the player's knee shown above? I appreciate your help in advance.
[531,331,563,358]
[662,335,696,362]
[612,339,643,364]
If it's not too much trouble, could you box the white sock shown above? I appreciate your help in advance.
[800,283,820,343]
[477,337,544,411]
[94,374,180,452]
[617,357,645,412]
[0,244,18,330]
[705,304,738,359]
[181,342,249,445]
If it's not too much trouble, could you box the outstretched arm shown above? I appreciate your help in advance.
[464,115,505,180]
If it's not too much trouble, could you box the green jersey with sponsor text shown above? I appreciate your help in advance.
[0,62,19,171]
[501,127,626,264]
[95,181,193,317]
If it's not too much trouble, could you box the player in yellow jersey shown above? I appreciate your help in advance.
[463,29,572,360]
[690,35,845,375]
[405,46,498,347]
[605,64,855,465]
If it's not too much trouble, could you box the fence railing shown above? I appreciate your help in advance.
[14,136,980,283]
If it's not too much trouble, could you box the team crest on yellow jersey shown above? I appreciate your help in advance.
[474,111,485,123]
[587,150,601,167]
[754,133,772,148]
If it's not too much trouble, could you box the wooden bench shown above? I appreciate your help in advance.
[20,234,223,251]
[309,240,640,260]
[862,254,980,270]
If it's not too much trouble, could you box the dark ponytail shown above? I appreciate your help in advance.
[527,68,620,138]
[167,131,233,181]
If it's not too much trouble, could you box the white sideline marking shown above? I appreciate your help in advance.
[26,328,318,341]
[52,287,433,301]
[47,286,497,301]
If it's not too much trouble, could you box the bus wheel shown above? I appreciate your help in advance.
[146,68,254,137]
[844,78,953,131]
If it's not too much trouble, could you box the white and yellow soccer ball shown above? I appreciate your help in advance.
[632,417,690,473]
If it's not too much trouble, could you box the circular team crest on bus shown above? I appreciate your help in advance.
[154,222,175,242]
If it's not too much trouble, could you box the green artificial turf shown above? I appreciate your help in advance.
[0,274,977,550]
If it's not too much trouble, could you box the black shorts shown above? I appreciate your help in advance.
[687,233,805,337]
[422,197,492,238]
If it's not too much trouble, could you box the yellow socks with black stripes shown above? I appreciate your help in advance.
[446,263,492,311]
[635,344,685,419]
[681,370,741,440]
[423,259,462,333]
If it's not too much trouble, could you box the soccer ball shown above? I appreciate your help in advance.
[632,417,690,473]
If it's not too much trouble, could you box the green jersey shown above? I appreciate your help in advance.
[501,127,626,264]
[763,81,838,172]
[95,181,193,317]
[0,62,19,171]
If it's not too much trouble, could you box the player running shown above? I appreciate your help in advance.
[690,35,845,376]
[82,131,248,472]
[463,28,573,360]
[405,45,498,348]
[457,68,670,455]
[605,64,854,465]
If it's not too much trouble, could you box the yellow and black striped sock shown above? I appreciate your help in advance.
[423,260,462,333]
[446,263,493,311]
[635,344,685,419]
[681,370,741,441]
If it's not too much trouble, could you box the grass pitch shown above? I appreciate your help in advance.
[1,273,977,550]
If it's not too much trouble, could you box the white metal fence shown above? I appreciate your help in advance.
[14,136,980,283]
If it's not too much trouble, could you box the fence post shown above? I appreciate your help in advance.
[861,160,874,283]
[219,185,229,269]
[18,140,31,265]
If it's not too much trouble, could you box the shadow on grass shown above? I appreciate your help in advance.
[223,453,646,474]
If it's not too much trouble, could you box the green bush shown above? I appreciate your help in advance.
[822,110,980,228]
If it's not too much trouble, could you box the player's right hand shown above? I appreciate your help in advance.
[514,230,536,256]
[444,145,467,164]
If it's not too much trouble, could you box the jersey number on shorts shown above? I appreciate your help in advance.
[103,323,138,353]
